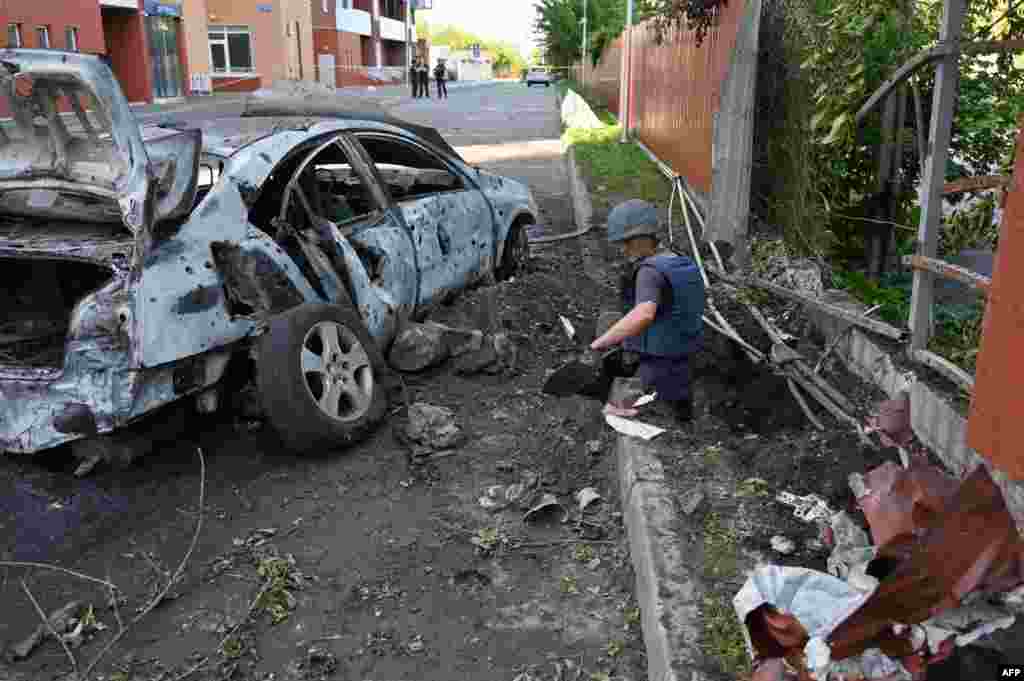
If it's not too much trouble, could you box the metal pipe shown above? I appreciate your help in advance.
[618,0,633,143]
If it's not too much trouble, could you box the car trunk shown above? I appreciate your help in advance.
[0,220,131,371]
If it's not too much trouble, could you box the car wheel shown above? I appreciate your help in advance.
[256,303,388,453]
[495,220,531,281]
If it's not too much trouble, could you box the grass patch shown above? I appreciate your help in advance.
[700,512,751,676]
[560,83,667,205]
[702,592,752,676]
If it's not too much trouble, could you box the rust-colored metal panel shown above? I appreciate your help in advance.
[968,123,1024,479]
[630,3,744,194]
[572,3,744,194]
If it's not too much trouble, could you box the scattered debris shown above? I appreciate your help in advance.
[775,491,834,524]
[864,393,913,449]
[282,645,338,681]
[404,402,465,454]
[770,536,797,556]
[736,465,1024,680]
[678,487,706,516]
[585,440,603,456]
[603,413,665,440]
[575,487,602,513]
[388,322,450,372]
[523,493,569,524]
[5,600,84,661]
[559,315,576,340]
[632,392,657,408]
[602,401,639,418]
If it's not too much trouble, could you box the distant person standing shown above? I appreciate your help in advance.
[418,60,431,99]
[434,59,448,99]
[410,58,421,98]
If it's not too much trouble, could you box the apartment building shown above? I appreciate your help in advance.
[312,0,417,87]
[1,0,188,104]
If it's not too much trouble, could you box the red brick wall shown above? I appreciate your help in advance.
[102,11,152,103]
[0,0,106,52]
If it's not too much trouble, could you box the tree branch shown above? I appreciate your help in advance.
[0,563,118,591]
[80,448,207,680]
[21,581,79,679]
[856,39,1024,124]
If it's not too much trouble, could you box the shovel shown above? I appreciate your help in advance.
[543,316,621,399]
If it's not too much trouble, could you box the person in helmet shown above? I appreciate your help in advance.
[589,199,705,423]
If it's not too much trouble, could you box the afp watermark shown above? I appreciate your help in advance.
[1000,665,1024,677]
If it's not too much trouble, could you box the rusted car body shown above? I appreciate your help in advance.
[0,50,537,457]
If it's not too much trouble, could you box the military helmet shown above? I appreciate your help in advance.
[607,199,660,243]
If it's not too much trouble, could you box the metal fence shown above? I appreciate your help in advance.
[575,3,745,196]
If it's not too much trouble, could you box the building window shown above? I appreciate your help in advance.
[208,26,254,74]
[7,24,21,48]
[35,26,49,49]
[339,0,352,8]
[65,27,79,52]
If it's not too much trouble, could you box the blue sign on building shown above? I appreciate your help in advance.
[143,0,182,17]
[257,4,274,12]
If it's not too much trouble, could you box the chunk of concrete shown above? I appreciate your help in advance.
[405,403,465,450]
[388,323,449,372]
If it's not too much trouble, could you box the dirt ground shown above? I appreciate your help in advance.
[0,225,653,681]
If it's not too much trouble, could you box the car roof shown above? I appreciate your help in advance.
[240,99,463,159]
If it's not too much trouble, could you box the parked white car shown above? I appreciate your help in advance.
[526,67,553,87]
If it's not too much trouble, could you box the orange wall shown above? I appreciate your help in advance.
[206,0,282,82]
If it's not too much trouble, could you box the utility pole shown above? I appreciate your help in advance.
[405,0,413,85]
[582,0,588,87]
[618,0,633,143]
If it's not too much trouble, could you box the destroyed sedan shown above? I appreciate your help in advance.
[0,50,537,459]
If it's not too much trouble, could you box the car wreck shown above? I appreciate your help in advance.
[0,49,537,464]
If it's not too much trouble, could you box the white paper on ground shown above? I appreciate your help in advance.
[604,414,665,440]
[632,392,657,408]
[559,315,576,340]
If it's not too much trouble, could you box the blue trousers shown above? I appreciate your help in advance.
[638,354,691,401]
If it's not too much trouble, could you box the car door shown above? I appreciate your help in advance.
[276,133,418,343]
[349,132,494,308]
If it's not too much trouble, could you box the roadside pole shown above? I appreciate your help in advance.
[406,0,413,86]
[618,0,633,143]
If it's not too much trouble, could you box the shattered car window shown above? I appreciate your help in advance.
[0,70,125,224]
[356,135,464,202]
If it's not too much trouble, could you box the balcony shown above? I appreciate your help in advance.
[337,7,372,36]
[379,16,411,42]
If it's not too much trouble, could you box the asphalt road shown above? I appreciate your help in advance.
[0,83,644,681]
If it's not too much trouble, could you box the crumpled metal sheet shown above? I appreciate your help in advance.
[865,393,913,448]
[827,465,1024,661]
[854,461,960,547]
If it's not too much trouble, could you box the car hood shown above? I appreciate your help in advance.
[0,50,152,232]
[473,168,538,214]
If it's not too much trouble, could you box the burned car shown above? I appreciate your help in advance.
[0,50,536,460]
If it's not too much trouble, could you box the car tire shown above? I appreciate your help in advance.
[256,303,389,453]
[495,220,531,281]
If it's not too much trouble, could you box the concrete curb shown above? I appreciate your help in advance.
[610,377,701,681]
[806,302,1024,530]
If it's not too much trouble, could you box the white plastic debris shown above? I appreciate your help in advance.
[575,487,602,512]
[604,413,666,440]
[770,535,797,555]
[559,315,576,340]
[776,491,834,524]
[633,392,658,408]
